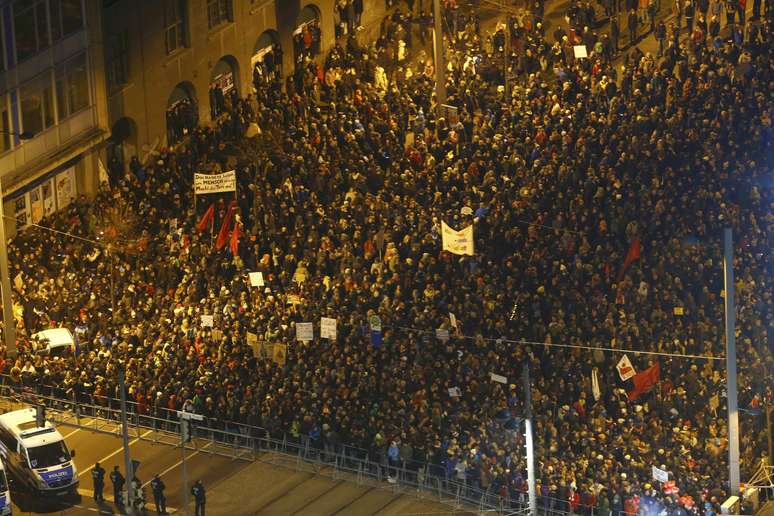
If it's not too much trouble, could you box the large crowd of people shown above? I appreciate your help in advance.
[2,0,773,514]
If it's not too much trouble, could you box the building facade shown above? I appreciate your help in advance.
[1,0,380,235]
[0,0,108,236]
[102,0,342,174]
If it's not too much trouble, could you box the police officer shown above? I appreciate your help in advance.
[191,480,206,516]
[109,465,124,506]
[150,474,167,514]
[91,462,105,502]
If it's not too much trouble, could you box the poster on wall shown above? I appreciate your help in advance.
[42,180,55,217]
[30,187,43,224]
[55,167,76,208]
[14,196,29,229]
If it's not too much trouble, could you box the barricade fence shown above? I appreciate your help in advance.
[0,376,612,515]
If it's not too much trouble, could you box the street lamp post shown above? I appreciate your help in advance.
[723,228,741,496]
[432,0,447,108]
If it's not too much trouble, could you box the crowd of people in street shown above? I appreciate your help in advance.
[2,0,773,514]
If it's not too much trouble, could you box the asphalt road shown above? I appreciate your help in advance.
[8,416,253,515]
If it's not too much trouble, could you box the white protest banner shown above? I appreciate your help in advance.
[449,312,457,329]
[573,45,588,58]
[200,315,214,327]
[652,465,669,483]
[436,328,450,341]
[249,272,265,287]
[448,387,462,397]
[194,170,237,194]
[295,322,313,342]
[320,317,337,339]
[490,373,508,384]
[616,355,636,381]
[592,367,601,401]
[441,221,474,256]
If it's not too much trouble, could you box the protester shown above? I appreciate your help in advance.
[3,4,773,515]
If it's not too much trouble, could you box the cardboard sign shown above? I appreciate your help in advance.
[200,315,214,327]
[449,312,457,329]
[272,343,287,365]
[490,373,508,384]
[320,317,337,339]
[295,322,313,342]
[246,332,260,357]
[652,465,669,483]
[573,45,588,58]
[249,272,265,287]
[616,355,636,381]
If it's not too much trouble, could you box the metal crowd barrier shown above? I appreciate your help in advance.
[0,377,603,515]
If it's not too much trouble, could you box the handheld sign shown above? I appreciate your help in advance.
[320,317,337,339]
[295,322,313,342]
[200,315,214,328]
[249,272,265,287]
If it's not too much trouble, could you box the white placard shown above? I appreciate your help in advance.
[200,315,214,327]
[436,328,450,341]
[490,373,507,384]
[320,317,337,339]
[616,355,636,381]
[194,170,237,194]
[295,322,313,342]
[652,465,669,482]
[441,221,475,256]
[573,45,588,58]
[448,387,461,397]
[249,272,265,287]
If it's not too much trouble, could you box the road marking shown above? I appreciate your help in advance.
[63,427,82,439]
[141,441,213,488]
[79,429,154,477]
[78,487,179,513]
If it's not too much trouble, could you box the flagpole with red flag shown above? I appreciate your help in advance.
[627,362,660,401]
[214,201,237,251]
[196,203,215,233]
[617,237,642,281]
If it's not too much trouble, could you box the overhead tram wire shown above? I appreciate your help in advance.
[389,324,726,361]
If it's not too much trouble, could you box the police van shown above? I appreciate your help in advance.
[0,459,11,514]
[0,408,77,496]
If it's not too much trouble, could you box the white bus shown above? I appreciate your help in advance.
[0,408,77,497]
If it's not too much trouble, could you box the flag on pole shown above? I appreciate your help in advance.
[628,363,660,400]
[229,221,242,255]
[214,201,236,250]
[197,203,215,233]
[591,367,601,401]
[618,237,642,280]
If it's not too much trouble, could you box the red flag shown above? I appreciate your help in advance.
[230,222,242,255]
[617,237,642,280]
[214,201,236,250]
[627,362,660,400]
[196,203,215,233]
